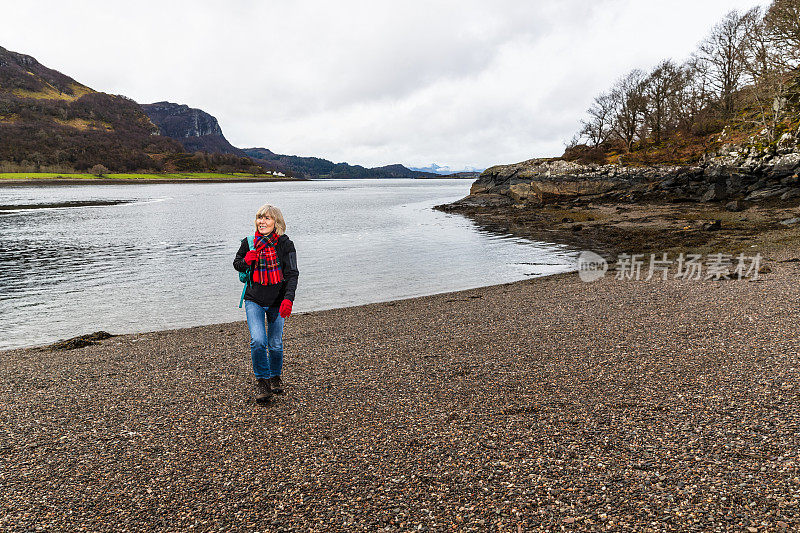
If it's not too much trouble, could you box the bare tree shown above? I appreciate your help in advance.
[764,0,800,68]
[579,92,615,146]
[739,6,796,141]
[610,69,648,152]
[679,58,713,132]
[693,8,760,116]
[643,60,688,143]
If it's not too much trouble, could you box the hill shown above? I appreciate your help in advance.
[243,147,439,179]
[0,46,262,174]
[0,46,181,172]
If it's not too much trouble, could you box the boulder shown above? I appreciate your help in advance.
[745,186,788,201]
[702,183,727,202]
[725,200,746,212]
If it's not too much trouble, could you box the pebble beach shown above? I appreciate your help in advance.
[2,246,800,531]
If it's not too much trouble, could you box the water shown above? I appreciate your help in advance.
[0,179,580,350]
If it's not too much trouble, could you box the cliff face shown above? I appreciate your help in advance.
[457,129,800,208]
[140,101,246,157]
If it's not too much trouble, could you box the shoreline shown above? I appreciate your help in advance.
[1,271,579,353]
[0,176,475,186]
[3,246,800,530]
[0,176,303,186]
[438,197,800,260]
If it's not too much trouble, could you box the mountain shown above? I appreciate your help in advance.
[0,46,261,173]
[243,147,439,179]
[0,46,89,99]
[0,46,183,171]
[409,163,485,175]
[140,101,247,157]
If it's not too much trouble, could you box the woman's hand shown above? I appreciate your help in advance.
[279,299,293,318]
[244,250,258,265]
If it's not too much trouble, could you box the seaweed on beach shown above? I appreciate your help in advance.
[47,331,115,351]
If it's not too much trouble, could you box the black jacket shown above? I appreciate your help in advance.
[233,235,299,307]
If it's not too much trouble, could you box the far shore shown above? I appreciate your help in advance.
[0,172,479,185]
[0,172,302,186]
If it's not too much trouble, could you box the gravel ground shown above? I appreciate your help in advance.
[2,247,800,532]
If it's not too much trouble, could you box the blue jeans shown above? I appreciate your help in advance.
[244,300,284,380]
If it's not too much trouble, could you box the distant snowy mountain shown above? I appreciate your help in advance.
[409,163,485,175]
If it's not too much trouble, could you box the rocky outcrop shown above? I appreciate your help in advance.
[140,101,246,157]
[451,131,800,208]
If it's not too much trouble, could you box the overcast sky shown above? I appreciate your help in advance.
[3,0,768,170]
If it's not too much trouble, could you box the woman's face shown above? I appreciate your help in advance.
[256,214,275,234]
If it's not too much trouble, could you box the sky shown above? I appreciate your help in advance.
[3,0,769,170]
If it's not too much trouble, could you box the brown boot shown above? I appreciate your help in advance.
[255,378,272,403]
[270,375,284,395]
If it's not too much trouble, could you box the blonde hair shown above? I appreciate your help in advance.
[254,204,286,236]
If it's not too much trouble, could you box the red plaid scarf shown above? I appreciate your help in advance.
[252,231,284,285]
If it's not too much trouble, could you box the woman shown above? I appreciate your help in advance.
[233,204,299,403]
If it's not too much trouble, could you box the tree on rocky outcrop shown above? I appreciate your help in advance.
[677,57,717,134]
[643,60,688,143]
[610,69,648,152]
[693,8,761,116]
[579,92,615,146]
[569,0,800,165]
[764,0,800,69]
[740,8,791,141]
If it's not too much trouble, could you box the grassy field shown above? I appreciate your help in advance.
[0,172,292,181]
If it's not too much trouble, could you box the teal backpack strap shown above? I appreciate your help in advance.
[239,284,247,308]
[238,236,256,308]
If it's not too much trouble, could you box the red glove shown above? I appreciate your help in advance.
[279,299,293,318]
[244,250,258,265]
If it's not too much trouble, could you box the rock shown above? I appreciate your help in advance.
[777,132,796,151]
[702,183,727,202]
[702,220,722,231]
[725,200,745,212]
[769,153,800,178]
[450,146,800,209]
[745,187,788,201]
[780,217,800,226]
[780,188,800,201]
[467,158,683,206]
[571,224,583,231]
[440,194,512,209]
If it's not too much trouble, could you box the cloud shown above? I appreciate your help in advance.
[2,0,770,169]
